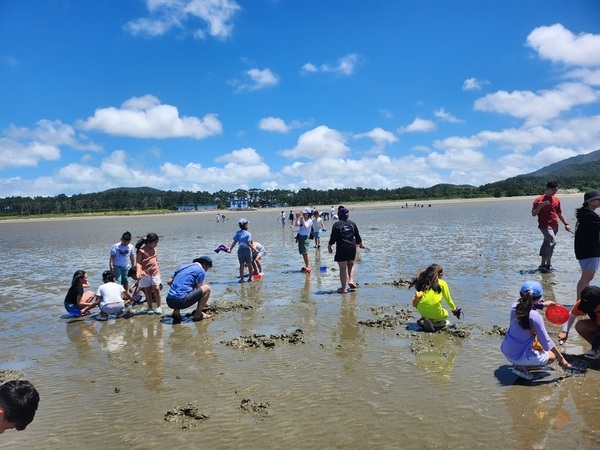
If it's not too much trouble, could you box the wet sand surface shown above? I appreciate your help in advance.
[1,196,599,449]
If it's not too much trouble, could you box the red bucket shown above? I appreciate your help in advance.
[545,305,569,325]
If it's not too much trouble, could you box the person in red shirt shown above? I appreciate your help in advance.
[531,181,572,271]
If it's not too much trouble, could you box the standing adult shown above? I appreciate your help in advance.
[166,256,213,322]
[531,181,571,271]
[574,190,600,301]
[328,206,365,293]
[288,210,294,228]
[296,207,314,273]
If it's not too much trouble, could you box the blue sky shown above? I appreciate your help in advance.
[1,0,600,197]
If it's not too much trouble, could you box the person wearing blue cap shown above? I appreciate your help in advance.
[166,256,213,322]
[500,280,570,380]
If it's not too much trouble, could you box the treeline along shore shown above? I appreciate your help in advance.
[2,167,599,218]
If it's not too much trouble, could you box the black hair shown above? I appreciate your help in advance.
[102,270,116,283]
[0,380,39,431]
[121,231,132,241]
[546,180,558,189]
[70,270,87,287]
[409,264,443,294]
[515,290,540,329]
[135,232,159,250]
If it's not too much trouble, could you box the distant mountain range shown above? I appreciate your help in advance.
[525,148,600,177]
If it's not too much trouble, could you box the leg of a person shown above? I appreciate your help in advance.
[575,319,599,346]
[151,284,161,307]
[543,227,558,265]
[338,261,348,291]
[347,260,356,286]
[576,269,596,301]
[142,287,154,309]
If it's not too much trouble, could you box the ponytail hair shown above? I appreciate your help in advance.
[515,290,538,329]
[135,232,159,250]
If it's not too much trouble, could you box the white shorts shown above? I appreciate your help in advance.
[508,349,550,367]
[138,274,161,289]
[100,303,125,315]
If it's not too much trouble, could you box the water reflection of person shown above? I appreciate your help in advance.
[501,376,571,448]
[65,321,97,350]
[334,294,365,372]
[138,320,164,391]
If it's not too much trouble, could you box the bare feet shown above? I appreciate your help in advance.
[192,312,212,321]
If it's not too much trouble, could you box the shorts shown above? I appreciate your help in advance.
[113,265,130,286]
[138,274,161,289]
[313,230,322,238]
[237,247,252,264]
[297,235,310,254]
[334,246,357,262]
[167,288,205,310]
[507,349,550,367]
[100,302,125,315]
[579,257,600,271]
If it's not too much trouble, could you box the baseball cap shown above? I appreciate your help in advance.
[520,280,543,298]
[238,218,248,224]
[579,286,600,313]
[301,207,312,214]
[193,256,213,267]
[584,190,600,203]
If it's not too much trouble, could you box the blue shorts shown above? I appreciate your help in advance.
[113,265,130,286]
[579,257,600,271]
[313,230,322,238]
[237,247,252,264]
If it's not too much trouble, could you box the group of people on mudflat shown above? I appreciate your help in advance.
[499,183,600,379]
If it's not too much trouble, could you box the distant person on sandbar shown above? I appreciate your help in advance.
[64,270,99,316]
[409,264,461,332]
[166,256,213,323]
[279,211,286,228]
[328,206,364,293]
[531,181,571,272]
[574,190,600,302]
[0,380,39,434]
[288,210,294,228]
[500,281,570,380]
[312,211,325,249]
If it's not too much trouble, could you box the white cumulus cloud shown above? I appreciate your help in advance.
[398,117,436,134]
[280,125,349,159]
[77,95,223,139]
[527,24,600,67]
[124,0,241,39]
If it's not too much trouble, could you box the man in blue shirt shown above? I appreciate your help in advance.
[166,256,213,322]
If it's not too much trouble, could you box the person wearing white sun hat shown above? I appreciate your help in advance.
[296,207,313,273]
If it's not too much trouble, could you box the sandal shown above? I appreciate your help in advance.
[192,312,212,321]
[511,366,534,380]
[348,282,357,289]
